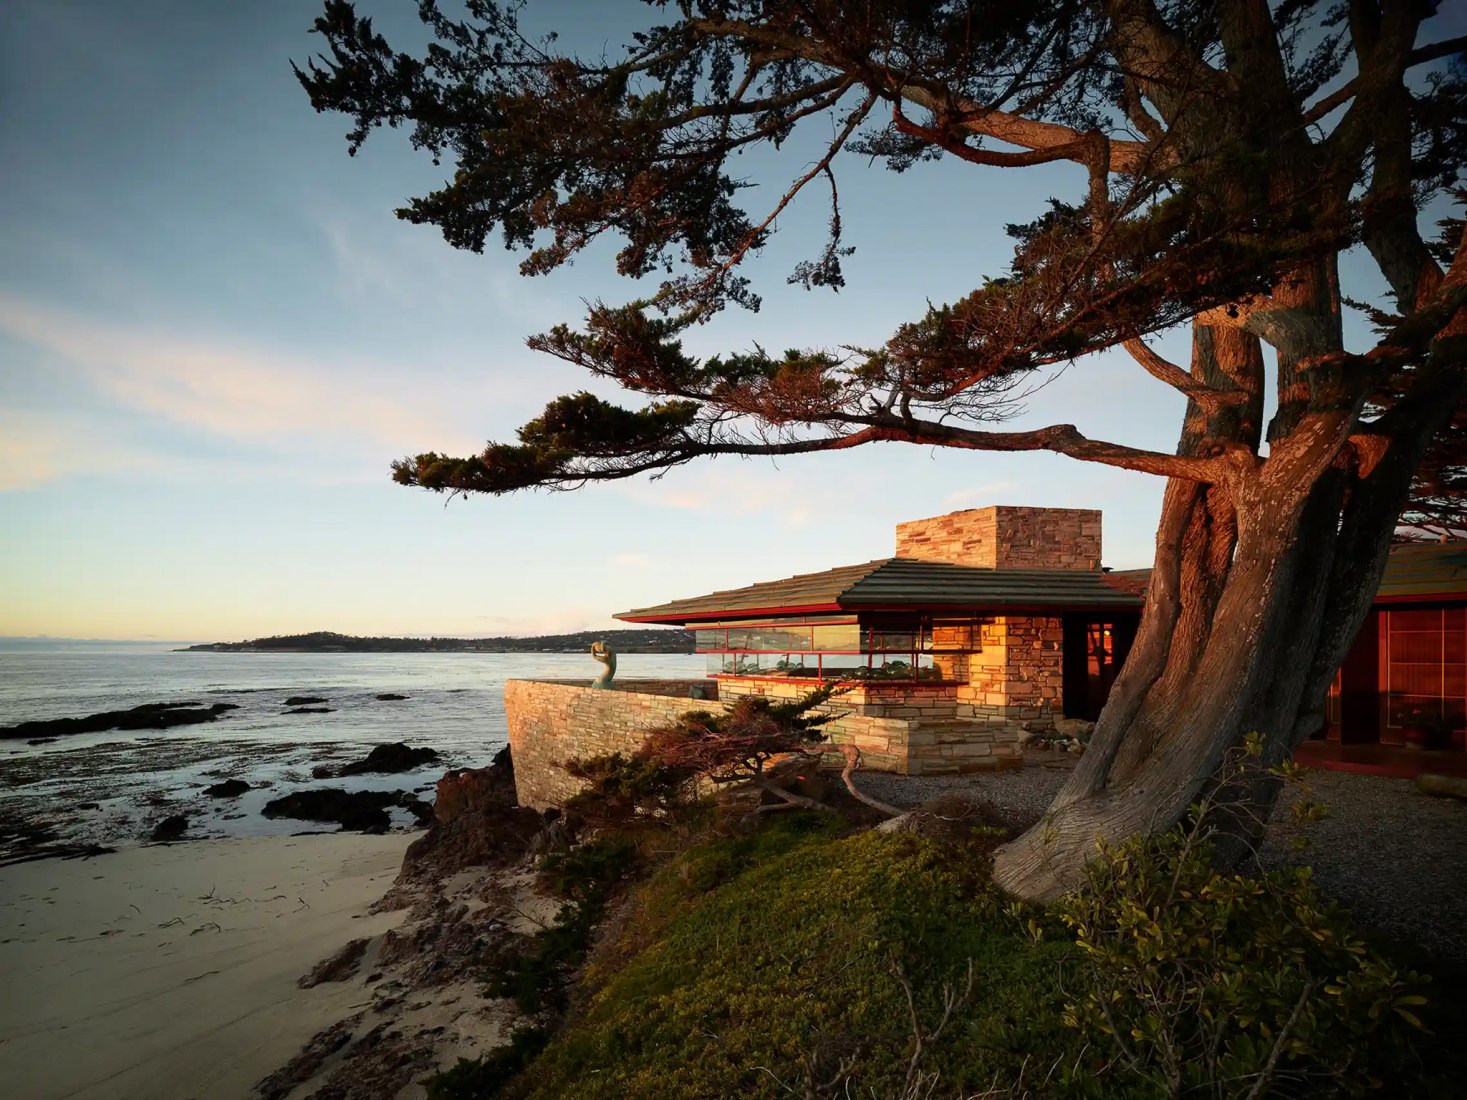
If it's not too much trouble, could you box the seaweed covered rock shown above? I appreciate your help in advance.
[2,701,239,741]
[338,742,441,776]
[261,789,423,834]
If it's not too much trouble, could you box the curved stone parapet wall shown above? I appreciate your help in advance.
[506,679,727,810]
[505,675,1026,810]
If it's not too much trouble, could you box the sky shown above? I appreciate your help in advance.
[0,2,1458,642]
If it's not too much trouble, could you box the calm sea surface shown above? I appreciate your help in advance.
[0,644,706,844]
[0,642,704,754]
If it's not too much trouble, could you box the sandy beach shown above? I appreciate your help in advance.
[0,833,413,1100]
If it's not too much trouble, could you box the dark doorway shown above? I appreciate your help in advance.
[1063,613,1139,721]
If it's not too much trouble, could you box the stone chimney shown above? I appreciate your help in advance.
[895,506,1102,571]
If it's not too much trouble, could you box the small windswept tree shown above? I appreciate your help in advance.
[297,1,1466,899]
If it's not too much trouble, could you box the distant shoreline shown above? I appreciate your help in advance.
[177,629,695,655]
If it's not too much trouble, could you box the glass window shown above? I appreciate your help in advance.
[820,653,866,678]
[748,626,812,651]
[862,628,916,654]
[812,623,860,650]
[698,614,981,684]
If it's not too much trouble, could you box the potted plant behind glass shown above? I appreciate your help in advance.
[1397,702,1437,749]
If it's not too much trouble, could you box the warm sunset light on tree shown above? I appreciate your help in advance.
[297,0,1466,898]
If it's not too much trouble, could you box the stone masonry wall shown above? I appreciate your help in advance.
[506,680,728,809]
[895,506,1101,571]
[956,615,1064,734]
[506,675,1027,806]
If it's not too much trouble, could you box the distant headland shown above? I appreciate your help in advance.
[178,629,694,654]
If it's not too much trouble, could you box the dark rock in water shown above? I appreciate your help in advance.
[76,802,100,811]
[284,695,328,706]
[375,693,408,701]
[337,742,441,776]
[150,814,188,842]
[285,707,335,714]
[205,779,251,798]
[261,788,425,834]
[27,738,59,746]
[2,701,240,741]
[398,797,435,826]
[310,764,336,780]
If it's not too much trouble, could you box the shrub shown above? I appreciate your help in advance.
[485,837,644,1014]
[424,1027,550,1100]
[1055,826,1430,1098]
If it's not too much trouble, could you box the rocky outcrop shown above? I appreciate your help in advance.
[284,695,328,706]
[375,693,409,701]
[285,707,334,715]
[298,937,370,988]
[261,789,431,834]
[2,702,240,741]
[396,748,543,883]
[205,779,251,798]
[337,743,441,776]
[149,814,188,842]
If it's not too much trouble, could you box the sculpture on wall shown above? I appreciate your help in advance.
[590,640,616,689]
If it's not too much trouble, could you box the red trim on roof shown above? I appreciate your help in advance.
[616,603,845,624]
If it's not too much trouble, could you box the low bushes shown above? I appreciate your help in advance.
[1058,827,1433,1098]
[427,749,1453,1099]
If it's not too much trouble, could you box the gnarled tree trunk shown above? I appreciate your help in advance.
[994,252,1467,902]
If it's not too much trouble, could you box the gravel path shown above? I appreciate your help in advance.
[861,754,1467,966]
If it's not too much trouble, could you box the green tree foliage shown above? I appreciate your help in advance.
[563,685,843,827]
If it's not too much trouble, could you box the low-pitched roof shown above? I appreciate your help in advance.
[616,557,1143,624]
[1070,542,1467,605]
[1375,541,1467,600]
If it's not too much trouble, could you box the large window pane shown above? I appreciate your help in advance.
[863,629,916,653]
[694,629,723,651]
[811,623,860,650]
[820,653,866,677]
[749,626,812,651]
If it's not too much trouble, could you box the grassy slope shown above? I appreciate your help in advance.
[511,816,1084,1100]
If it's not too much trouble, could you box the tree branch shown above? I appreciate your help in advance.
[687,14,1160,175]
[1301,34,1467,125]
[1123,337,1251,409]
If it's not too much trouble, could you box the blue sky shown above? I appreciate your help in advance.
[0,2,1457,641]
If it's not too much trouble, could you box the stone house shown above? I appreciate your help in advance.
[611,506,1141,776]
[505,506,1467,807]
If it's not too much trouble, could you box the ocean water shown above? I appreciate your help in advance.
[0,643,705,847]
[0,643,705,757]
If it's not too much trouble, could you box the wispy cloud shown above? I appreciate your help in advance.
[612,464,845,528]
[305,206,568,327]
[0,292,483,460]
[0,410,168,490]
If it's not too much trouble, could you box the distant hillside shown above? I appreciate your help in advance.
[180,629,695,654]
